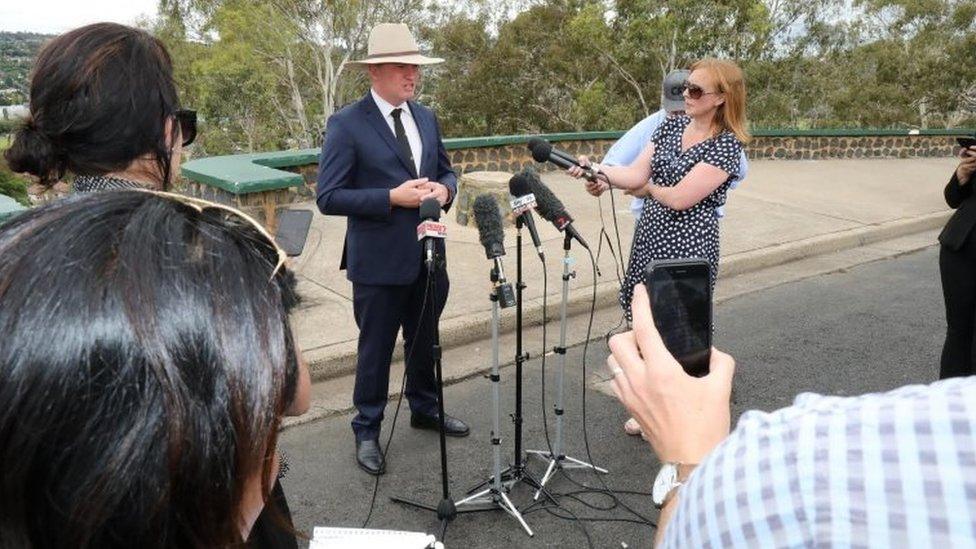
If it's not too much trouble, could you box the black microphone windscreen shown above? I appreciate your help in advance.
[528,138,552,163]
[472,194,505,259]
[508,173,531,197]
[524,170,569,223]
[420,198,441,221]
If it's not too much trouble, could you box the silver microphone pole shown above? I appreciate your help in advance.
[454,261,532,536]
[526,232,608,499]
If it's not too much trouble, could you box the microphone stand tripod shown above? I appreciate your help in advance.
[390,245,462,542]
[526,232,608,499]
[454,264,533,536]
[504,219,550,497]
[462,219,555,509]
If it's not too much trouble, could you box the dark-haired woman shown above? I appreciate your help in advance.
[4,22,194,191]
[0,190,310,547]
[1,23,308,547]
[938,144,976,379]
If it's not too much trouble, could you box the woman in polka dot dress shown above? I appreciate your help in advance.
[568,58,750,321]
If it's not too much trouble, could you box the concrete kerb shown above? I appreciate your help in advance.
[719,210,951,278]
[301,210,951,383]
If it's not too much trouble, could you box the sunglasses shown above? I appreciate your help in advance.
[682,83,721,100]
[174,109,197,147]
[135,189,287,278]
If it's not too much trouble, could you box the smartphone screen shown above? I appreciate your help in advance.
[644,259,712,377]
[958,137,976,149]
[275,209,313,257]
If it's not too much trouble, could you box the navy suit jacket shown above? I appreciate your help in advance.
[316,93,458,285]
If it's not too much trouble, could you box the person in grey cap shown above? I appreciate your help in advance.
[601,69,748,220]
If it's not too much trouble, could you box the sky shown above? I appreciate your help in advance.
[0,0,159,34]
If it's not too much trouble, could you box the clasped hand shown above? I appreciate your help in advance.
[390,178,450,208]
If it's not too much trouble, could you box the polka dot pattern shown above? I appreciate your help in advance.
[620,115,743,319]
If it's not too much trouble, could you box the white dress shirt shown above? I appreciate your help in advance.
[371,89,423,176]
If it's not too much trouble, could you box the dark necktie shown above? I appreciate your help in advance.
[390,108,417,177]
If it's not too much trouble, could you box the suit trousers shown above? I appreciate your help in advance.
[939,233,976,379]
[351,260,449,441]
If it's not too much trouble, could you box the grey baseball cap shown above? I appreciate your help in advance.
[661,69,690,112]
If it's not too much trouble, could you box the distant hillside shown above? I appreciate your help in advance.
[0,32,54,104]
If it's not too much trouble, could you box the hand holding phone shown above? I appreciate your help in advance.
[957,137,976,186]
[643,258,712,377]
[607,284,735,465]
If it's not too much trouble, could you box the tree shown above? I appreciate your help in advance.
[156,0,431,153]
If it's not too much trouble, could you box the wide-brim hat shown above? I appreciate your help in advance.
[349,23,444,66]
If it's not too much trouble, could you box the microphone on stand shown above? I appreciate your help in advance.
[472,195,517,308]
[417,198,446,270]
[522,170,590,250]
[527,138,601,182]
[508,173,545,260]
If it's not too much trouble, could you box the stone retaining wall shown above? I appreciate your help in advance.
[264,134,963,223]
[446,134,962,175]
[181,180,302,231]
[171,129,970,230]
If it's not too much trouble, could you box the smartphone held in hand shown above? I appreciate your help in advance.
[957,136,976,150]
[643,258,713,377]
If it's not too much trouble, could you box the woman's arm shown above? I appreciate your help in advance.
[649,162,731,211]
[570,141,656,191]
[600,141,656,190]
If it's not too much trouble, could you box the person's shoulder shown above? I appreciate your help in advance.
[639,109,667,127]
[667,114,690,128]
[324,103,356,132]
[408,99,435,118]
[658,114,689,135]
[333,97,369,120]
[706,130,742,157]
[325,96,370,135]
[738,377,976,438]
[714,129,742,146]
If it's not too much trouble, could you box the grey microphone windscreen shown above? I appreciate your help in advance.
[472,195,506,259]
[527,138,551,163]
[508,172,531,197]
[419,197,441,221]
[523,169,570,224]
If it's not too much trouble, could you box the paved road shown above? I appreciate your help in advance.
[279,245,946,548]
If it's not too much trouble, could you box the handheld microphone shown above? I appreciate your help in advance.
[472,194,516,308]
[508,172,545,260]
[417,198,445,269]
[523,170,590,250]
[527,138,600,182]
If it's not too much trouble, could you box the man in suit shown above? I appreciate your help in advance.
[316,23,469,476]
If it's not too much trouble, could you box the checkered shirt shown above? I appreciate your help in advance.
[663,376,976,548]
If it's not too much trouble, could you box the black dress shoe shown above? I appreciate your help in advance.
[410,413,470,437]
[355,439,385,475]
